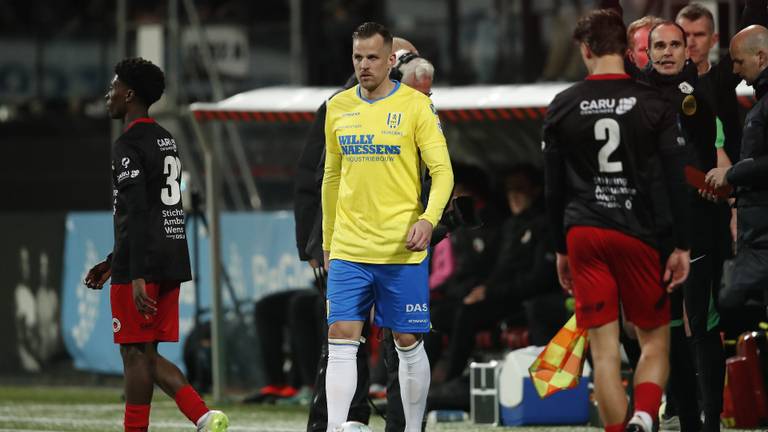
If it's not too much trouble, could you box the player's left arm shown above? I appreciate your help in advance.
[410,100,454,251]
[114,144,156,315]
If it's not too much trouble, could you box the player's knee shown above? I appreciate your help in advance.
[328,322,361,340]
[640,339,670,361]
[393,332,421,348]
[120,343,153,367]
[590,346,621,368]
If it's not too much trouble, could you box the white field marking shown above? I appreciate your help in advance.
[0,429,69,432]
[0,403,121,412]
[0,414,301,431]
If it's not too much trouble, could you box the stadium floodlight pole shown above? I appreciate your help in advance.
[189,111,227,403]
[167,0,179,111]
[112,0,127,144]
[181,0,262,210]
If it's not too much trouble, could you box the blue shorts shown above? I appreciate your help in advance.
[326,258,430,333]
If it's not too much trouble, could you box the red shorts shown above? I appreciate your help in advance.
[567,226,669,329]
[110,281,180,344]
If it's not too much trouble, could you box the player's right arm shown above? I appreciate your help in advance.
[542,96,571,292]
[321,101,342,270]
[542,97,567,256]
[85,253,112,289]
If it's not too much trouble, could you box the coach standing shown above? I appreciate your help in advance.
[706,25,768,307]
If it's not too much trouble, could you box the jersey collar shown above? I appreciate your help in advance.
[357,80,401,104]
[586,73,631,81]
[124,117,155,132]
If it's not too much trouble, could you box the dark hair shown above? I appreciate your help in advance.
[114,57,165,107]
[649,21,688,48]
[352,22,393,47]
[452,163,490,198]
[503,163,543,190]
[676,3,715,33]
[573,9,627,56]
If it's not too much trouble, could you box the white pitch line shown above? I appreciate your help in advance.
[0,414,301,431]
[0,403,121,412]
[0,429,70,432]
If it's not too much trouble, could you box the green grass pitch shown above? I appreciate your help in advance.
[0,385,754,432]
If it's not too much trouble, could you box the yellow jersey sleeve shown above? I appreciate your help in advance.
[321,100,341,251]
[415,99,446,152]
[414,98,453,227]
[419,146,453,227]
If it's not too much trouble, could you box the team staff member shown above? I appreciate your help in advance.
[544,10,690,432]
[84,58,228,432]
[643,21,725,432]
[321,22,453,432]
[706,25,768,315]
[626,16,663,68]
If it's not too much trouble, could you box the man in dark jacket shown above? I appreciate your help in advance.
[434,164,561,382]
[706,25,768,306]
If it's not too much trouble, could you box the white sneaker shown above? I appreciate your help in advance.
[336,421,372,432]
[659,413,681,431]
[196,410,229,432]
[627,412,653,432]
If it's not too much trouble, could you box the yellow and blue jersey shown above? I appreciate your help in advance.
[322,81,453,264]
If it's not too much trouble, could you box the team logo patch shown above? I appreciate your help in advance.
[112,318,121,333]
[520,229,532,244]
[615,97,637,115]
[678,81,694,95]
[121,157,130,168]
[682,95,697,116]
[386,112,403,129]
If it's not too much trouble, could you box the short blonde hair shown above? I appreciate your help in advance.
[627,16,663,50]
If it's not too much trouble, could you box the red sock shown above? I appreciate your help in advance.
[605,423,626,432]
[634,382,663,421]
[174,385,210,424]
[124,404,150,432]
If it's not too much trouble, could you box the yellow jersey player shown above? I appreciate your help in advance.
[321,22,453,432]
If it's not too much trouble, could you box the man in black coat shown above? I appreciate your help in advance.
[706,25,768,308]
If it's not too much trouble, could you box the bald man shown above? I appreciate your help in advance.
[705,25,768,306]
[393,37,418,55]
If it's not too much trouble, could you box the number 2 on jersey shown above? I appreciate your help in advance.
[594,118,623,173]
[161,155,182,205]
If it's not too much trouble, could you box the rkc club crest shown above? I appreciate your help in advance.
[386,112,403,129]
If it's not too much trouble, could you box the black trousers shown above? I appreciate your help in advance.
[667,202,727,432]
[254,289,322,387]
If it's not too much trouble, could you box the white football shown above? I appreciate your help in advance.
[338,421,372,432]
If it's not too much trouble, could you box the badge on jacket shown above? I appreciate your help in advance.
[682,95,697,116]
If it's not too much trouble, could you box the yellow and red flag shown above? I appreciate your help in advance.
[528,314,589,398]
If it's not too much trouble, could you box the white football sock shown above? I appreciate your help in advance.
[326,339,360,432]
[396,339,430,432]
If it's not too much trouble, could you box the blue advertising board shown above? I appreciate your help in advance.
[60,211,314,374]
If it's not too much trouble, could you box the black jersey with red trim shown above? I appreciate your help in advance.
[110,118,192,284]
[543,74,691,254]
